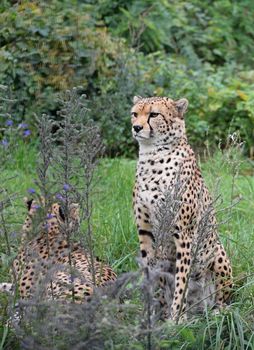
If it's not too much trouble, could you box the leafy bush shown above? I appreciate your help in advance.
[0,0,128,119]
[95,0,254,66]
[0,0,254,157]
[148,58,254,154]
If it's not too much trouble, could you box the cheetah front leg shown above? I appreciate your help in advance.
[171,234,192,322]
[137,221,155,266]
[133,190,155,266]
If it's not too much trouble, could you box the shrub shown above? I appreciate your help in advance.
[95,0,254,66]
[0,0,129,120]
[0,0,254,157]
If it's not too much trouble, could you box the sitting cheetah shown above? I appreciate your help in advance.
[11,198,117,301]
[131,96,233,320]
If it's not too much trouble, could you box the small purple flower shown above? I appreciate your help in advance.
[47,213,55,219]
[23,129,31,137]
[63,183,70,191]
[1,139,8,147]
[5,120,13,127]
[56,193,64,201]
[31,204,40,210]
[27,188,36,194]
[18,123,28,129]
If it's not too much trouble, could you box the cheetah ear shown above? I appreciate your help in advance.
[133,96,142,105]
[175,98,188,118]
[24,197,33,211]
[58,206,65,221]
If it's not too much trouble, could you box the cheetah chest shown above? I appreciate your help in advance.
[135,151,184,212]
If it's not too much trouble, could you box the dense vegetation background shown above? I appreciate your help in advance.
[1,0,254,157]
[0,1,254,349]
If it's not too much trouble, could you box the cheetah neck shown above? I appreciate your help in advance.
[138,136,188,160]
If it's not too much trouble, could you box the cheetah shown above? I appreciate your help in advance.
[131,96,233,320]
[10,198,117,301]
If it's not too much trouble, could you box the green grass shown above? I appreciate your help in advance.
[1,144,254,349]
[92,158,138,272]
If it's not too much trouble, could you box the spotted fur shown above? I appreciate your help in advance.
[12,199,117,301]
[131,96,233,320]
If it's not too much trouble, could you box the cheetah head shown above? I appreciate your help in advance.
[50,202,80,228]
[23,198,80,231]
[131,96,188,146]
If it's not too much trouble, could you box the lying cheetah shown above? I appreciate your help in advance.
[10,198,117,301]
[131,96,233,320]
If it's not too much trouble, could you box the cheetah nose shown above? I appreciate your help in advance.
[133,125,143,133]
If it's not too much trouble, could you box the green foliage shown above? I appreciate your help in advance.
[0,0,254,157]
[0,0,128,120]
[96,0,254,66]
[148,58,254,154]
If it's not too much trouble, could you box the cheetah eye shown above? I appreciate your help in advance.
[149,112,159,118]
[131,112,138,118]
